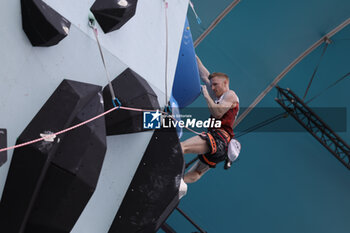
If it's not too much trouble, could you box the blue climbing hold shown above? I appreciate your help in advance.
[172,18,201,109]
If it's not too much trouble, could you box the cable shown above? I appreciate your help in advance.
[233,17,350,129]
[302,40,330,100]
[235,112,288,139]
[175,207,206,233]
[305,71,350,104]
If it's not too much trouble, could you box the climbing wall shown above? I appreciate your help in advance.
[0,0,189,232]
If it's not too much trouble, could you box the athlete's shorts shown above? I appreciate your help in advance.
[198,129,230,168]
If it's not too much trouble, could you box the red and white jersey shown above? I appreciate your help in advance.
[213,91,239,138]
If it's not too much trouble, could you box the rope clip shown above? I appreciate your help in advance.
[88,12,96,29]
[113,98,122,109]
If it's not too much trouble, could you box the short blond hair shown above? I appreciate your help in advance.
[208,72,229,81]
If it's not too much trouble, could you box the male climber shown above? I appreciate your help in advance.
[181,56,239,184]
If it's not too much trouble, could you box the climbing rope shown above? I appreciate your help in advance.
[0,105,203,153]
[0,107,117,153]
[189,0,202,24]
[88,13,120,107]
[164,0,169,109]
[167,115,202,136]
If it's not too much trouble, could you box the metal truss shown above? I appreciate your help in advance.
[161,207,207,233]
[275,86,350,169]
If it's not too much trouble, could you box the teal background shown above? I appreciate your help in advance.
[161,0,350,232]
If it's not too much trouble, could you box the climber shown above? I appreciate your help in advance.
[181,56,239,183]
